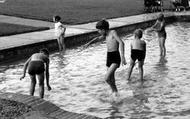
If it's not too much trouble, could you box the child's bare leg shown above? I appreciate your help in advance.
[160,37,166,57]
[138,61,144,83]
[60,36,66,53]
[57,37,62,51]
[158,38,163,56]
[110,71,118,92]
[126,59,135,81]
[29,75,36,96]
[37,73,45,98]
[105,64,118,93]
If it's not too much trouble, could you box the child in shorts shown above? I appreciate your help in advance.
[147,14,166,57]
[20,48,51,98]
[84,19,126,95]
[126,29,146,83]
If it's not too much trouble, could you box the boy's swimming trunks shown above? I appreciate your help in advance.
[28,61,45,75]
[106,51,121,67]
[131,49,145,61]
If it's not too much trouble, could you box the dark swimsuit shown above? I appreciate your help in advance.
[106,51,121,67]
[158,27,166,38]
[28,61,45,75]
[131,49,145,61]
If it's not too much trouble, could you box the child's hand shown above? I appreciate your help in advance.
[20,75,25,80]
[145,28,152,33]
[82,43,89,49]
[47,85,52,91]
[121,58,127,66]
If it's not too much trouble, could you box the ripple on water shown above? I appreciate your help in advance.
[1,22,190,118]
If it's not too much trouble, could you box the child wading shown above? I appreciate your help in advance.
[147,14,166,57]
[126,29,146,83]
[53,15,66,52]
[85,19,126,95]
[20,48,51,98]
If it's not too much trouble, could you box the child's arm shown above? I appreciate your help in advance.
[59,23,66,35]
[20,57,31,80]
[143,42,146,64]
[152,20,165,32]
[45,59,51,91]
[145,21,158,33]
[157,21,165,31]
[83,35,104,48]
[61,24,66,33]
[113,30,127,65]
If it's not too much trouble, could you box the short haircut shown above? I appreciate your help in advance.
[96,19,109,30]
[54,15,61,22]
[134,29,143,39]
[40,48,49,55]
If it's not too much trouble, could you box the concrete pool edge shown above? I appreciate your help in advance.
[0,92,101,119]
[0,11,190,63]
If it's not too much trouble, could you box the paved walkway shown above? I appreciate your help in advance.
[0,11,185,50]
[0,92,101,119]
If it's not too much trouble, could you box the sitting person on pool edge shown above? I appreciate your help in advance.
[20,48,51,98]
[84,19,127,96]
[126,29,146,83]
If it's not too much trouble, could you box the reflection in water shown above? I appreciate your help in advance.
[1,22,190,118]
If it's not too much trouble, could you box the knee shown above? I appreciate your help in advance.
[105,74,111,81]
[138,63,144,69]
[39,81,44,86]
[31,80,36,85]
[129,62,135,68]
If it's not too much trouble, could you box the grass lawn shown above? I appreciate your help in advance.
[0,0,172,25]
[0,22,49,36]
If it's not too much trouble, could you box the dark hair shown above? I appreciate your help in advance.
[134,29,143,39]
[158,14,164,21]
[54,15,61,22]
[96,19,109,30]
[40,48,49,56]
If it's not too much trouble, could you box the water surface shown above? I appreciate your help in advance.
[0,22,190,119]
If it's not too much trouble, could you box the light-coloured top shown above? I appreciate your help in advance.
[54,22,66,37]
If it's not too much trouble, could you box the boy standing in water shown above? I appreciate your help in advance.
[53,15,66,52]
[148,14,166,57]
[126,29,146,83]
[20,48,51,98]
[85,19,126,95]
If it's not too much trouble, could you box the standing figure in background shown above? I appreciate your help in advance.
[20,48,51,98]
[53,15,66,52]
[148,14,166,57]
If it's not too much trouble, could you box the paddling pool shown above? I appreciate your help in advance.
[0,22,190,118]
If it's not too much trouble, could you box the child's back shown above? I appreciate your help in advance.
[127,29,146,82]
[131,39,146,51]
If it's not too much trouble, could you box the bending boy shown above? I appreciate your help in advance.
[20,48,51,98]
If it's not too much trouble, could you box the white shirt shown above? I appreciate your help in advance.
[54,22,65,37]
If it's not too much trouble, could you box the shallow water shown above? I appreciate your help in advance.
[0,22,190,119]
